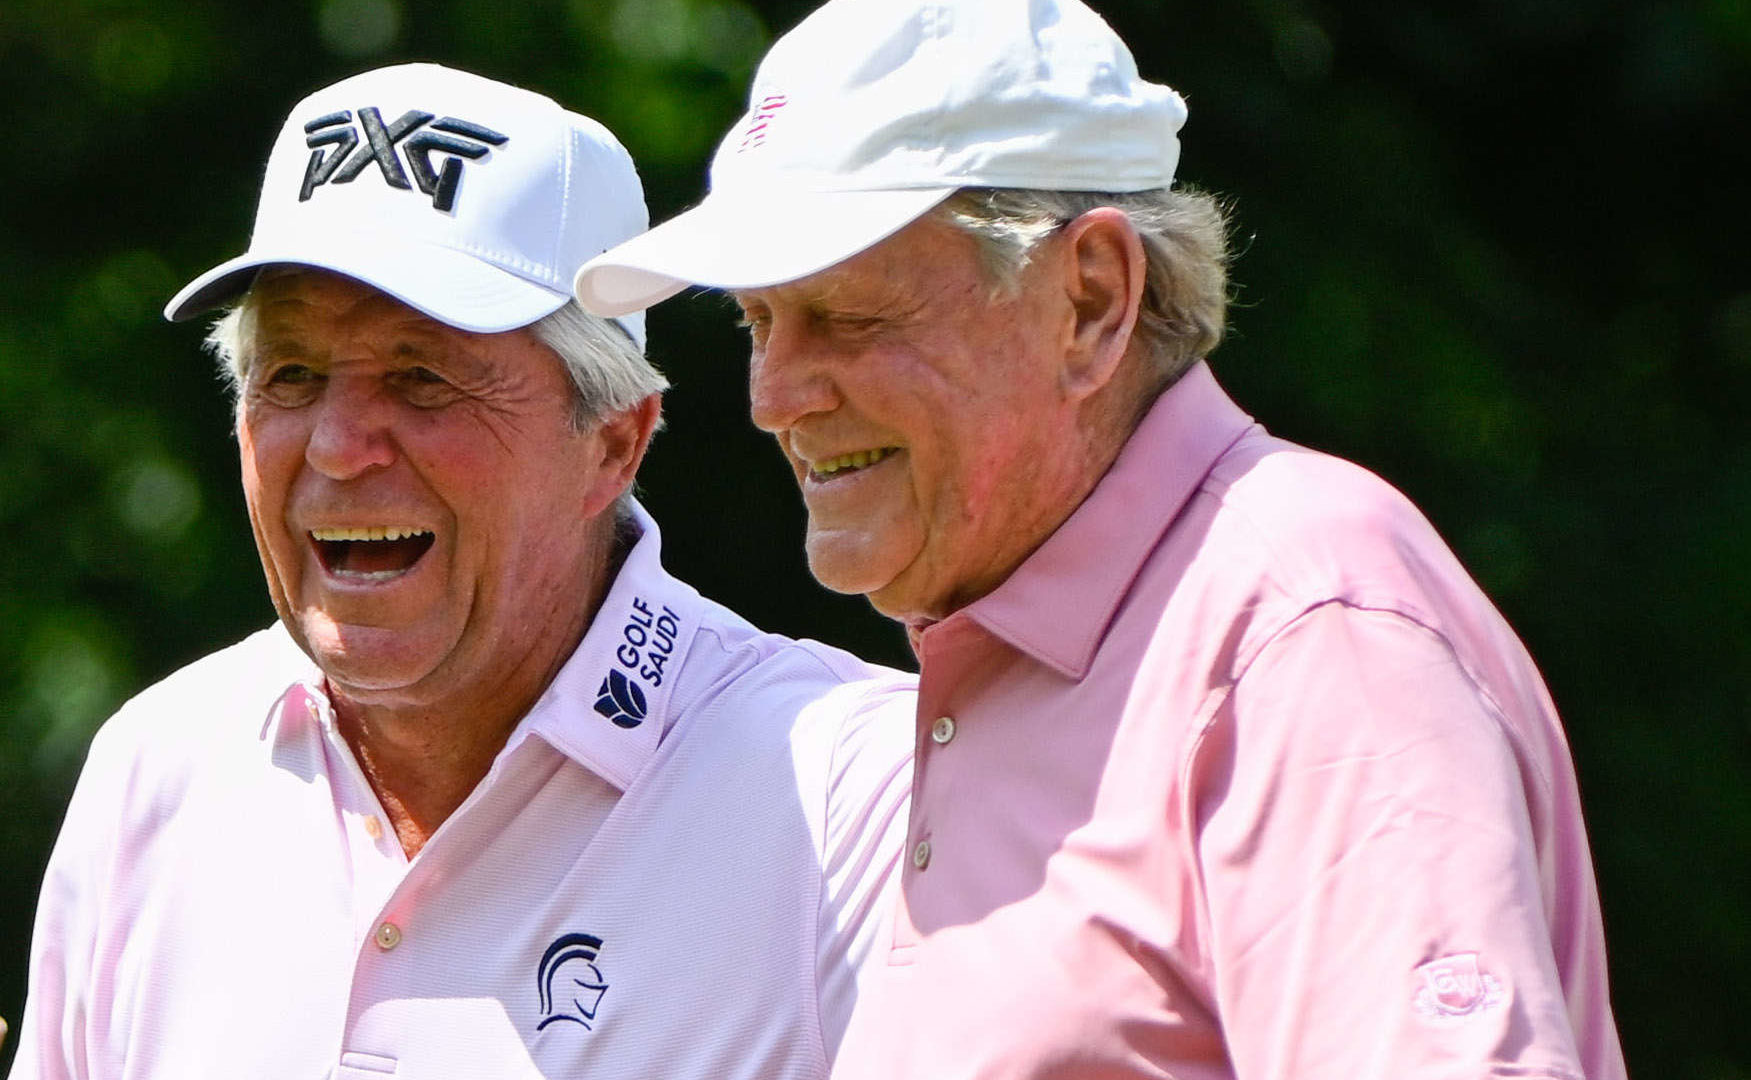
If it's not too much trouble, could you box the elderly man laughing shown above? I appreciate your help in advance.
[575,1,1629,1077]
[9,63,912,1080]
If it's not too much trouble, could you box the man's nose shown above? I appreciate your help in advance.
[747,325,838,434]
[305,377,397,479]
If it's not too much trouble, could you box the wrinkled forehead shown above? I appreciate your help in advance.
[252,265,415,314]
[247,266,476,341]
[233,268,536,388]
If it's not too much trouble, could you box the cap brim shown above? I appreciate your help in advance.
[166,232,574,335]
[575,185,955,317]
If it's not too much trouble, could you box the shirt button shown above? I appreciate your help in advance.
[375,922,403,950]
[911,839,932,870]
[930,716,957,744]
[363,815,384,840]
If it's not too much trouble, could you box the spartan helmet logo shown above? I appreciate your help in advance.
[300,107,509,212]
[537,933,610,1032]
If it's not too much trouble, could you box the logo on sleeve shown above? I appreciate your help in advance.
[593,596,680,729]
[537,933,610,1032]
[1412,953,1503,1021]
[300,107,509,211]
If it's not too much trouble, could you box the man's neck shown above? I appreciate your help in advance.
[332,697,523,857]
[327,514,638,857]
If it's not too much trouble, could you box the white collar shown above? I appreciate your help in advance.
[264,499,706,792]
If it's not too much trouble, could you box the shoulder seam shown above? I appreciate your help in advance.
[1186,599,1554,802]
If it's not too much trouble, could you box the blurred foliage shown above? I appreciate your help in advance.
[0,0,1745,1075]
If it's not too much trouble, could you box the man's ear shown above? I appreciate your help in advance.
[1056,206,1146,402]
[581,393,662,518]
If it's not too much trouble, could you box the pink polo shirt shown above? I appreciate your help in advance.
[830,364,1625,1080]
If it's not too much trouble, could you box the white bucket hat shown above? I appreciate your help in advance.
[574,0,1186,317]
[166,62,649,347]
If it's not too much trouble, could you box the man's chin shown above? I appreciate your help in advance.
[805,540,899,598]
[291,617,444,701]
[804,544,944,624]
[803,517,927,590]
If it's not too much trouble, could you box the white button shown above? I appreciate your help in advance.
[363,815,384,840]
[911,839,932,870]
[930,716,956,744]
[374,922,403,950]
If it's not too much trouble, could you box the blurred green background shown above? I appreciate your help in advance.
[0,0,1745,1074]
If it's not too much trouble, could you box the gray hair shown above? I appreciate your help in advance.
[205,288,668,430]
[935,186,1231,397]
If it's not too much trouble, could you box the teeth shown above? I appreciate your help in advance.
[310,526,432,542]
[814,447,896,476]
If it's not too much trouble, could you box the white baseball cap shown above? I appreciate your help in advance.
[574,0,1186,317]
[166,62,649,347]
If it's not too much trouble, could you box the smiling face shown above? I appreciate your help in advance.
[736,216,1109,623]
[237,270,646,719]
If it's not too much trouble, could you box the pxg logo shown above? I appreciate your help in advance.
[301,107,509,212]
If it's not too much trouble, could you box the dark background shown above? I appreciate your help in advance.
[1,0,1745,1075]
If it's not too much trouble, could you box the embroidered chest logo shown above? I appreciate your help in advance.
[736,93,789,152]
[300,107,509,212]
[594,596,680,728]
[1412,953,1504,1021]
[538,933,611,1031]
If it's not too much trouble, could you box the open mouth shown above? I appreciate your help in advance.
[810,446,899,481]
[310,526,435,581]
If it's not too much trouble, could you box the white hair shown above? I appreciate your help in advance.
[935,186,1232,396]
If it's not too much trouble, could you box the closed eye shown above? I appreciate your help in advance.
[734,309,772,348]
[822,313,885,334]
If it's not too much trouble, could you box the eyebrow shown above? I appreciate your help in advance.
[740,268,913,319]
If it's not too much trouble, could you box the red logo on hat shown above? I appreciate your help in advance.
[737,94,789,153]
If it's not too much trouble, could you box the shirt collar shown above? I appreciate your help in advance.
[941,362,1255,679]
[262,498,705,792]
[516,499,705,790]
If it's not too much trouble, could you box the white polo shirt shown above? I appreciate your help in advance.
[10,504,915,1080]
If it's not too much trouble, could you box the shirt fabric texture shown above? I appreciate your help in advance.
[829,363,1626,1080]
[12,502,915,1080]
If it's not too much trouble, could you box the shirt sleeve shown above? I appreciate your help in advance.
[8,723,131,1080]
[808,676,915,1061]
[1191,601,1589,1080]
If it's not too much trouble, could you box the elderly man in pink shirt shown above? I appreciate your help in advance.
[575,0,1629,1077]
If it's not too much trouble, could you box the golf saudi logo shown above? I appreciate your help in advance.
[594,596,680,729]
